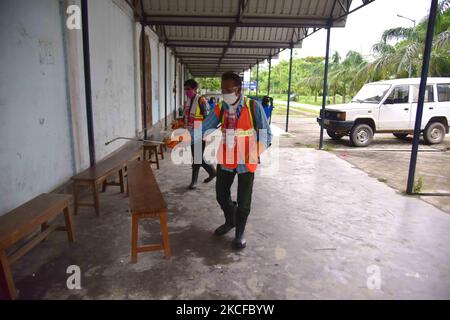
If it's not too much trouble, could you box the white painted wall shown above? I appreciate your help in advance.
[0,0,182,214]
[0,0,74,214]
[88,0,137,160]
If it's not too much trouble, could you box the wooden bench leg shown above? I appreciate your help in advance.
[126,175,129,197]
[63,206,75,242]
[142,148,147,161]
[154,147,160,170]
[102,180,107,192]
[92,181,100,216]
[119,169,125,193]
[159,144,164,160]
[159,211,171,259]
[73,181,80,216]
[0,250,16,300]
[131,214,139,264]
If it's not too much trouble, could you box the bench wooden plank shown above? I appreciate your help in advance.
[127,161,170,262]
[72,143,141,181]
[0,193,71,249]
[127,161,167,214]
[0,193,75,300]
[71,142,142,216]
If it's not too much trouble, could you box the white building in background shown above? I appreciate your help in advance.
[0,0,186,214]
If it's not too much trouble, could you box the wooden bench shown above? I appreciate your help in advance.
[71,142,141,216]
[127,161,170,263]
[0,193,75,300]
[142,142,163,169]
[141,130,170,169]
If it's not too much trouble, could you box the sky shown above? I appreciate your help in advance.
[277,0,433,62]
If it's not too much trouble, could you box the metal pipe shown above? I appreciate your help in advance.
[141,23,148,140]
[267,55,272,96]
[81,0,95,166]
[285,45,293,132]
[105,137,165,146]
[174,56,177,119]
[164,45,168,129]
[319,26,331,150]
[406,0,438,194]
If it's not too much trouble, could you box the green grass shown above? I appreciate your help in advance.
[321,144,334,152]
[413,177,424,193]
[269,94,351,106]
[294,142,316,148]
[272,103,319,116]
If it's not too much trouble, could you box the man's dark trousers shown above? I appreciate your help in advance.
[215,164,255,220]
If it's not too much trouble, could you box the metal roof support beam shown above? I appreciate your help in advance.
[333,0,375,22]
[285,44,294,133]
[168,43,293,49]
[139,0,148,139]
[186,61,252,65]
[256,60,259,100]
[336,0,348,14]
[319,26,331,150]
[215,0,250,76]
[164,44,168,129]
[173,56,177,119]
[141,22,148,140]
[176,53,270,59]
[81,0,96,166]
[144,16,346,28]
[319,0,337,148]
[407,0,438,194]
[267,55,271,97]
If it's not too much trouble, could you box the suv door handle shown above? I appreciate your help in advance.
[404,108,409,111]
[429,107,434,110]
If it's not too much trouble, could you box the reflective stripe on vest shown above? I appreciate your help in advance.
[216,97,258,173]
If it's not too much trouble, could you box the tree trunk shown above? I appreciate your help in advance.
[343,84,346,103]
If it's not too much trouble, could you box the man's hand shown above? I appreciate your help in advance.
[171,128,191,147]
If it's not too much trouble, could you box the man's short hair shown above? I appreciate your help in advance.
[221,71,242,87]
[184,79,198,89]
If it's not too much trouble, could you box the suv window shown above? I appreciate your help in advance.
[437,84,450,102]
[412,85,434,103]
[386,85,409,104]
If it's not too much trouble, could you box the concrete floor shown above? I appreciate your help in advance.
[272,115,450,213]
[8,145,450,299]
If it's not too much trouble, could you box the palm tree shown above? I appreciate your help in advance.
[329,51,367,103]
[370,0,450,78]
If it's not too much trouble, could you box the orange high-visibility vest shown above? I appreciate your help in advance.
[214,97,258,173]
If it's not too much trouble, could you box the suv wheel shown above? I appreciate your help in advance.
[326,129,344,140]
[423,121,446,144]
[393,133,408,139]
[350,124,373,147]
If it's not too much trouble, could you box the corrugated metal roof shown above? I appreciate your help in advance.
[137,0,374,77]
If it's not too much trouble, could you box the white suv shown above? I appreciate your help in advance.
[317,78,450,147]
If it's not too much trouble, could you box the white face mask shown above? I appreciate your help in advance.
[223,92,239,106]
